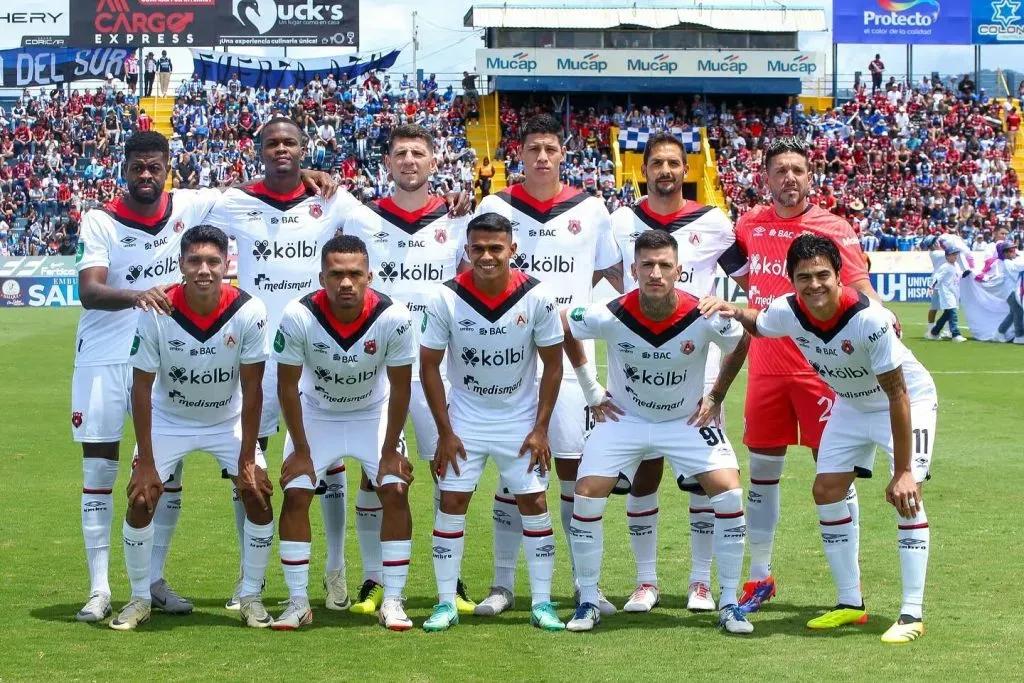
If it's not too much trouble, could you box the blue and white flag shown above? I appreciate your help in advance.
[617,127,701,154]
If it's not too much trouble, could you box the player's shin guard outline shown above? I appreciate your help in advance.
[280,540,312,600]
[626,493,659,586]
[747,453,784,581]
[355,488,383,585]
[123,520,155,601]
[242,519,274,597]
[321,463,347,575]
[433,511,466,607]
[817,500,862,607]
[897,503,928,619]
[521,513,555,606]
[710,489,745,607]
[570,495,608,606]
[382,539,412,600]
[82,457,118,595]
[150,459,183,585]
[688,493,715,586]
[492,484,522,592]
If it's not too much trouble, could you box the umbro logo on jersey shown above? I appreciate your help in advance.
[795,336,811,348]
[458,318,476,331]
[617,341,636,353]
[168,339,185,351]
[125,257,178,284]
[120,236,137,247]
[372,231,389,243]
[899,538,927,549]
[246,210,263,219]
[313,342,330,354]
[752,226,766,237]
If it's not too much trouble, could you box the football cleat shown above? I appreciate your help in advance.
[226,575,266,611]
[719,605,754,634]
[623,583,660,613]
[324,569,351,611]
[349,579,383,615]
[530,602,565,631]
[239,595,273,628]
[806,604,868,630]
[109,598,151,631]
[272,598,313,631]
[379,598,413,631]
[686,581,716,612]
[76,591,112,623]
[455,579,476,614]
[880,614,924,643]
[566,602,601,632]
[575,587,617,616]
[150,579,193,614]
[474,586,514,616]
[423,603,459,632]
[738,576,776,614]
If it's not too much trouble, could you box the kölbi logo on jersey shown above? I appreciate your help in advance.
[511,253,574,273]
[125,256,178,284]
[252,239,317,261]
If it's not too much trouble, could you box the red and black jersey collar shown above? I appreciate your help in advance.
[607,289,701,348]
[241,181,314,212]
[633,200,713,233]
[302,288,393,351]
[445,269,537,324]
[370,196,448,235]
[169,284,249,343]
[787,287,869,343]
[102,194,172,236]
[496,183,589,224]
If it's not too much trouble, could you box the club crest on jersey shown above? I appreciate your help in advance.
[435,227,448,243]
[173,220,185,234]
[567,219,582,235]
[681,340,695,355]
[515,313,527,327]
[309,203,323,218]
[841,340,854,355]
[224,333,238,348]
[364,339,377,355]
[71,411,83,428]
[689,232,700,246]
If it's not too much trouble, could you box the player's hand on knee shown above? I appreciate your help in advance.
[280,448,315,489]
[435,432,466,479]
[135,284,174,314]
[238,459,273,511]
[687,394,722,428]
[521,427,551,476]
[592,395,624,423]
[127,465,164,515]
[697,295,735,318]
[885,470,921,519]
[378,447,415,487]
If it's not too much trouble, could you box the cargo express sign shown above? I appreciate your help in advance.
[477,49,823,79]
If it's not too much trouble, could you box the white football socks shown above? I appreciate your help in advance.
[432,511,466,608]
[569,494,607,606]
[150,460,183,585]
[688,493,715,586]
[242,519,274,597]
[122,520,154,601]
[710,488,746,608]
[280,540,311,600]
[817,499,862,607]
[747,453,784,581]
[355,488,383,584]
[897,502,929,619]
[381,539,412,600]
[320,463,347,574]
[491,487,521,591]
[626,492,659,586]
[82,458,118,595]
[521,512,555,606]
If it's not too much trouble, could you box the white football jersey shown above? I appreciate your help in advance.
[273,288,416,420]
[567,290,742,423]
[756,289,937,413]
[75,189,221,367]
[473,184,619,373]
[130,284,268,433]
[207,182,360,335]
[611,200,745,295]
[344,196,468,373]
[420,270,564,441]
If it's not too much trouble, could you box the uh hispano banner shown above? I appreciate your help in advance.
[0,257,79,308]
[0,47,131,88]
[833,0,972,45]
[191,49,401,90]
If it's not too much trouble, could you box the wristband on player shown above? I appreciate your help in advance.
[573,361,606,406]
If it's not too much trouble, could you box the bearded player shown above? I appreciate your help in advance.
[732,137,881,614]
[608,132,747,613]
[469,114,622,617]
[343,124,474,615]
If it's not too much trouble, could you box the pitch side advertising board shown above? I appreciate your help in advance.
[0,257,80,308]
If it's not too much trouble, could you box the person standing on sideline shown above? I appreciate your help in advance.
[869,55,885,94]
[926,243,967,342]
[994,241,1024,343]
[157,51,173,98]
[124,51,139,95]
[143,52,156,97]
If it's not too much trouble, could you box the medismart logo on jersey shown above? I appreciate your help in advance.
[253,274,312,292]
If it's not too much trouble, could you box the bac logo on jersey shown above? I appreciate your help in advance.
[363,339,377,355]
[841,340,854,355]
[173,220,185,234]
[567,219,582,235]
[435,228,448,244]
[71,411,83,428]
[309,203,323,218]
[271,216,299,225]
[681,340,695,355]
[398,240,425,248]
[145,236,168,251]
[529,229,557,237]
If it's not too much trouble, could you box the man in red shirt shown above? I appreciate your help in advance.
[137,109,153,132]
[732,137,880,614]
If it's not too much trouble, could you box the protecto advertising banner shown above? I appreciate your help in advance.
[833,0,972,45]
[0,257,80,308]
[70,0,359,49]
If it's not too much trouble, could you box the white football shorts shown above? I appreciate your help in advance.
[143,422,266,483]
[436,421,550,495]
[258,358,280,439]
[71,363,132,443]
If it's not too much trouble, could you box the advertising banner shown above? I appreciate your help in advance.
[70,0,359,49]
[0,0,70,49]
[0,47,131,88]
[972,0,1024,43]
[833,0,972,45]
[191,47,400,90]
[477,49,823,79]
[0,257,80,308]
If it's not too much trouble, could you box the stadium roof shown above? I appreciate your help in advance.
[465,1,826,33]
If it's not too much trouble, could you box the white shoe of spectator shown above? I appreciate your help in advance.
[952,335,967,343]
[1014,336,1024,345]
[939,329,952,339]
[923,331,940,341]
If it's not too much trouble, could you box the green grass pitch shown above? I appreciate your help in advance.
[0,303,1020,681]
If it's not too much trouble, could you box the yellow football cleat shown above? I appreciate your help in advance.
[455,579,476,615]
[806,605,868,630]
[881,616,925,643]
[349,580,384,615]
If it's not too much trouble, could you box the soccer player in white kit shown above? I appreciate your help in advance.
[560,230,754,635]
[111,226,272,630]
[420,213,566,632]
[609,132,748,613]
[272,235,417,631]
[343,124,475,615]
[702,234,936,644]
[470,114,623,617]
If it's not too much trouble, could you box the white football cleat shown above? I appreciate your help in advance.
[379,598,413,631]
[566,602,601,632]
[474,586,514,616]
[719,605,754,634]
[272,598,313,631]
[225,575,243,611]
[687,581,717,612]
[239,595,273,628]
[76,591,112,622]
[623,583,660,613]
[109,598,151,631]
[150,579,193,614]
[324,569,350,611]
